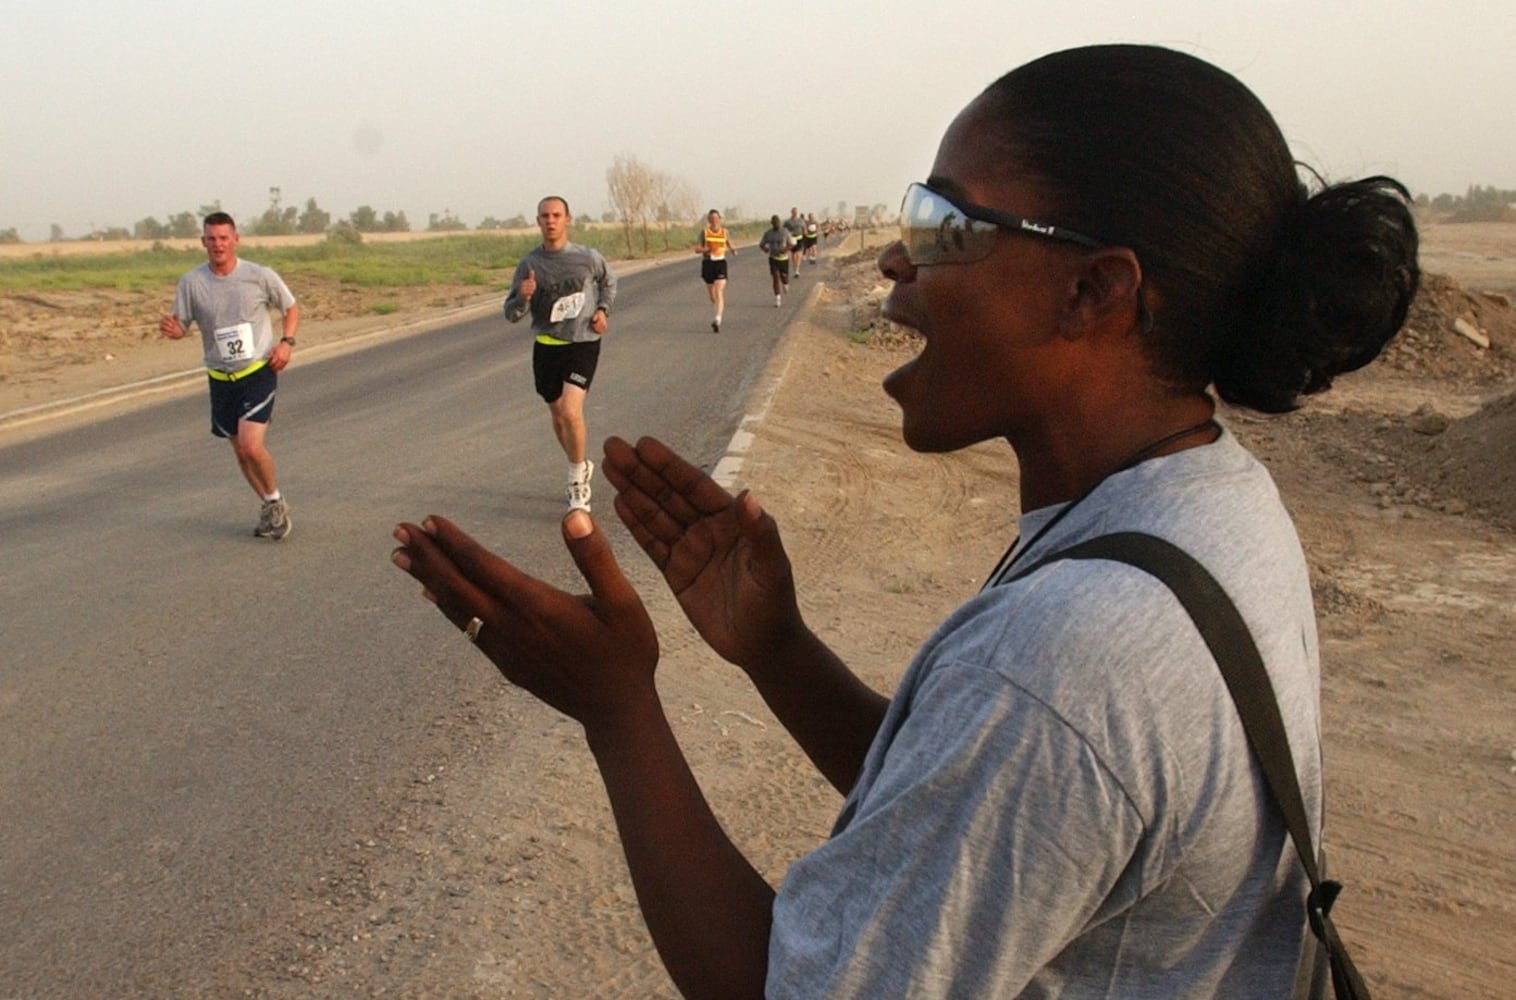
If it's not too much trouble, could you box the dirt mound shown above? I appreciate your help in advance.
[1387,390,1516,529]
[818,249,919,350]
[1386,271,1516,383]
[1359,272,1516,527]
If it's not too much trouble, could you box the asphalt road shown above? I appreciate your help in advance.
[0,251,811,994]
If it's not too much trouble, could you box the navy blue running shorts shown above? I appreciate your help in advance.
[208,364,277,438]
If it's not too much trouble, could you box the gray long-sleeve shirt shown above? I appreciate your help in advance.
[502,242,617,344]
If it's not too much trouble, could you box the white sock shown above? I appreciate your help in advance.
[263,490,281,503]
[570,461,589,483]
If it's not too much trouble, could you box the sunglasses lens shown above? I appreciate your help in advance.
[899,183,1000,265]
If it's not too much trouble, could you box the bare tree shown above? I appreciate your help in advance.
[647,169,676,249]
[647,171,704,250]
[606,153,652,255]
[607,154,702,254]
[669,177,701,231]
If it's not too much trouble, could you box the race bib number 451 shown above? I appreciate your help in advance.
[549,291,586,324]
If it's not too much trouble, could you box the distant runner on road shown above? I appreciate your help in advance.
[695,209,736,332]
[783,207,806,279]
[759,215,795,307]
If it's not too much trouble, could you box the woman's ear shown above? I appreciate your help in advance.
[1060,247,1145,339]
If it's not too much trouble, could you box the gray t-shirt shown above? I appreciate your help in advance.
[172,260,296,373]
[760,227,794,259]
[768,430,1322,998]
[502,242,617,344]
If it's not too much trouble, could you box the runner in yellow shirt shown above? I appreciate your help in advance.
[695,209,736,332]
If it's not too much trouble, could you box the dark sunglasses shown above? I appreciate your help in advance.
[898,181,1106,266]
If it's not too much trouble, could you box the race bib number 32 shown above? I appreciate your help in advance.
[213,322,255,364]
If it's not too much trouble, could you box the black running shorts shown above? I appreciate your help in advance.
[533,339,601,403]
[701,257,729,284]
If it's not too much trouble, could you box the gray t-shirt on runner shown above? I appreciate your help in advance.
[768,430,1322,998]
[172,260,296,373]
[760,227,794,259]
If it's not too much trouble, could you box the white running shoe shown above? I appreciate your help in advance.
[566,459,594,511]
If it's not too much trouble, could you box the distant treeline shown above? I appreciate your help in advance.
[2,200,608,246]
[5,182,1512,246]
[1414,185,1516,223]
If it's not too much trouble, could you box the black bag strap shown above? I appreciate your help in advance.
[1005,531,1369,999]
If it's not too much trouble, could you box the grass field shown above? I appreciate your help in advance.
[0,222,772,297]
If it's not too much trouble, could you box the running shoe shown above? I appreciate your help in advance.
[256,497,292,540]
[567,479,592,512]
[255,500,275,537]
[712,319,720,333]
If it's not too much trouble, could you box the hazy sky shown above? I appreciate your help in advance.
[2,0,1511,242]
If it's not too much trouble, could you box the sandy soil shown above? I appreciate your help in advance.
[3,225,1514,997]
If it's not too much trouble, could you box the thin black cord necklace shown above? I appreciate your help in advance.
[982,418,1221,590]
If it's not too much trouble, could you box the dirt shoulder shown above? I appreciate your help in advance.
[0,281,499,427]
